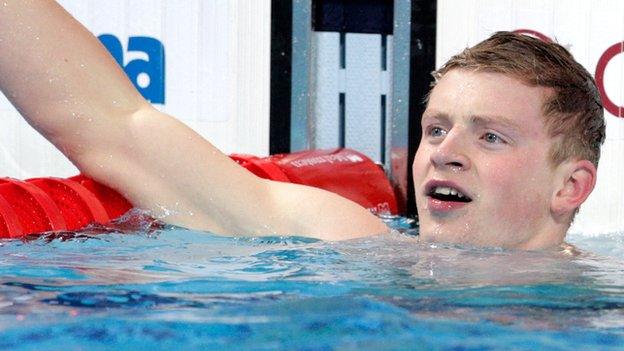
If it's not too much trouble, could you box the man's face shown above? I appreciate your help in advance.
[413,69,561,249]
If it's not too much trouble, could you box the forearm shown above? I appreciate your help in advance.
[0,0,147,153]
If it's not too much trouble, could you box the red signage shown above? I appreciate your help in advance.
[595,42,624,118]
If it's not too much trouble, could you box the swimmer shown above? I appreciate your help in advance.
[416,38,604,249]
[0,1,604,249]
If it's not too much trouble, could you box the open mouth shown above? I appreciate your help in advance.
[427,186,472,203]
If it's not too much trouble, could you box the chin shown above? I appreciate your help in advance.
[418,220,509,248]
[418,221,469,244]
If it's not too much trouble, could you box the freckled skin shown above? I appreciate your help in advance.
[413,70,562,249]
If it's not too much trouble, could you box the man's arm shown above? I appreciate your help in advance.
[0,0,387,239]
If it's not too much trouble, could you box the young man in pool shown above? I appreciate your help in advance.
[0,1,605,250]
[415,34,604,249]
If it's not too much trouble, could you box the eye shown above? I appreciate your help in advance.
[481,132,505,144]
[427,126,447,138]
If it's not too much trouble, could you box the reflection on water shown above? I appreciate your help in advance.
[0,211,623,350]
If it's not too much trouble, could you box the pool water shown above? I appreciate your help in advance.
[0,211,623,350]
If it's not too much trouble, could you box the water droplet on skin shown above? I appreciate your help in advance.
[432,224,442,237]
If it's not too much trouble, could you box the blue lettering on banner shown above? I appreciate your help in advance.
[98,34,165,104]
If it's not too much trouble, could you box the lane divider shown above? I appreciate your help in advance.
[231,148,398,215]
[0,148,398,238]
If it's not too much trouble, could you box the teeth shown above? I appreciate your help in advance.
[433,186,465,198]
[435,186,451,195]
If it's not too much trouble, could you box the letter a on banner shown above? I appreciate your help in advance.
[98,35,166,104]
[126,37,166,104]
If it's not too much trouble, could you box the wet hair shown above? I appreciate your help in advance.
[432,31,606,167]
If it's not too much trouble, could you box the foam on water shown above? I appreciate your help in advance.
[0,211,623,350]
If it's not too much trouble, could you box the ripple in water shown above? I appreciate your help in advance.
[0,212,622,350]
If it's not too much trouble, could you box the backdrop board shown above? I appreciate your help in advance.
[437,0,624,237]
[0,0,271,178]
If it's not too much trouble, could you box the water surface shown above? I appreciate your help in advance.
[0,212,622,350]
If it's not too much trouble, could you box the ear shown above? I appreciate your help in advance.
[551,160,597,218]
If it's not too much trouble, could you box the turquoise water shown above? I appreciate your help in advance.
[0,211,623,350]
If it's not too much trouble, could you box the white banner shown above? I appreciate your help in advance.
[0,0,271,178]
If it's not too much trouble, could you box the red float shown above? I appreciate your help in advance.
[0,148,398,238]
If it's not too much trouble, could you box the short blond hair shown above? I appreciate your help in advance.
[432,31,605,167]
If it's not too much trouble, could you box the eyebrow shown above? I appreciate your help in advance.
[422,111,521,133]
[421,111,451,124]
[469,115,522,134]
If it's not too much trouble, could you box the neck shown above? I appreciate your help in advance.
[516,225,568,250]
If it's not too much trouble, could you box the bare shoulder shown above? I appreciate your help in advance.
[263,180,389,240]
[76,107,388,240]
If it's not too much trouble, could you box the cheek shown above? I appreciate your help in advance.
[412,147,427,178]
[482,154,551,214]
[482,149,542,186]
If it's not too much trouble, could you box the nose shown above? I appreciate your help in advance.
[430,131,471,171]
